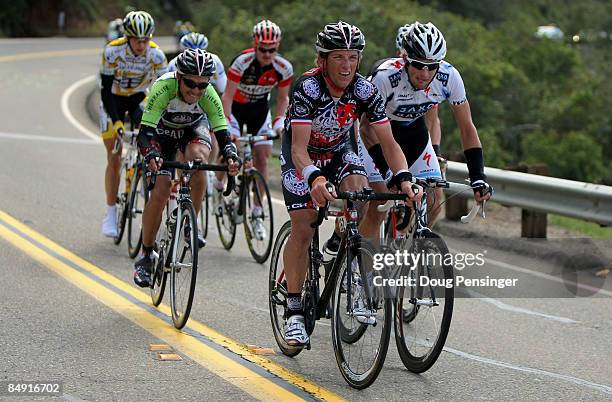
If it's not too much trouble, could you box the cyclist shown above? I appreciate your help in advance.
[133,49,240,288]
[105,18,124,43]
[349,22,493,253]
[100,11,167,238]
[174,20,195,48]
[280,21,421,346]
[168,32,227,95]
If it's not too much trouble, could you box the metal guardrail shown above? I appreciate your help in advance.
[445,161,612,226]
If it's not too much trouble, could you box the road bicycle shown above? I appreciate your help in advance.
[269,187,413,389]
[213,128,277,263]
[148,160,234,329]
[111,129,138,246]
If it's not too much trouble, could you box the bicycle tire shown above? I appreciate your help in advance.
[214,183,237,250]
[242,170,274,263]
[200,191,209,240]
[170,202,199,329]
[268,221,303,357]
[113,162,129,245]
[331,239,391,389]
[150,208,170,306]
[336,245,367,344]
[127,166,147,258]
[394,231,454,373]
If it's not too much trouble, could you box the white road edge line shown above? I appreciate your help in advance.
[443,346,612,395]
[0,131,98,144]
[60,74,100,142]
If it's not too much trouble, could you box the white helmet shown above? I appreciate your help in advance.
[401,21,447,61]
[395,24,412,52]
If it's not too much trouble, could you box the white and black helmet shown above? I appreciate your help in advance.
[395,23,413,51]
[179,32,209,50]
[315,21,365,53]
[401,21,447,61]
[176,48,216,77]
[123,11,155,38]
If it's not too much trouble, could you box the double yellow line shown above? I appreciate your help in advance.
[0,210,344,401]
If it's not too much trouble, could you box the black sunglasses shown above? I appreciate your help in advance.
[182,77,210,90]
[406,56,439,71]
[257,47,278,54]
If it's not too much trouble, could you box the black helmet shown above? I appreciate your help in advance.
[176,48,216,76]
[315,21,365,53]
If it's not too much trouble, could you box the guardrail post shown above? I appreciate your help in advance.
[512,164,549,238]
[445,153,468,221]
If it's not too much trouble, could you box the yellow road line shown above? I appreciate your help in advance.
[0,210,346,401]
[0,48,101,63]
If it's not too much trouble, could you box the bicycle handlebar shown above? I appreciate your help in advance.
[236,133,280,143]
[146,160,235,196]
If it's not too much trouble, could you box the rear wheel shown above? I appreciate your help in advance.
[243,170,273,263]
[170,202,199,329]
[268,221,303,357]
[214,179,237,250]
[113,162,130,245]
[127,165,147,258]
[150,208,170,306]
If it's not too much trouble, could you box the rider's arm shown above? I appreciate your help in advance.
[100,74,120,123]
[424,105,442,155]
[273,84,290,132]
[451,101,486,183]
[371,122,409,175]
[221,77,238,121]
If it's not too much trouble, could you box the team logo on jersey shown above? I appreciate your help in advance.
[436,71,449,86]
[282,169,308,196]
[423,151,432,167]
[354,79,373,100]
[258,69,278,86]
[303,78,321,98]
[392,102,436,119]
[336,103,357,128]
[343,151,361,166]
[388,72,401,88]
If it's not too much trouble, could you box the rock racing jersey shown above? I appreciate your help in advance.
[227,48,293,105]
[286,68,388,159]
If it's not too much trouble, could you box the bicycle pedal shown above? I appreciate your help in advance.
[305,342,311,351]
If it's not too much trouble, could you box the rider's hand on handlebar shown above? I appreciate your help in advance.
[400,181,423,203]
[227,158,240,176]
[310,177,335,207]
[113,120,125,138]
[471,179,493,203]
[144,150,162,173]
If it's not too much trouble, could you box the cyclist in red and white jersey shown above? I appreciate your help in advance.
[221,20,292,183]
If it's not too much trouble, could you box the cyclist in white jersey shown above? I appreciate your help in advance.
[356,22,492,244]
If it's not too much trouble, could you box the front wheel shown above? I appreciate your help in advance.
[127,165,147,258]
[170,202,199,329]
[243,170,274,263]
[150,208,170,306]
[268,221,303,357]
[394,232,454,373]
[331,240,391,389]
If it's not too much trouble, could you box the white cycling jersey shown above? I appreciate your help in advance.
[168,52,227,95]
[370,58,467,124]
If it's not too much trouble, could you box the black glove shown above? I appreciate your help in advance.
[222,143,239,161]
[387,170,413,190]
[470,179,494,198]
[143,149,161,164]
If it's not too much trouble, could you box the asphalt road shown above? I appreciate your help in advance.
[0,37,610,401]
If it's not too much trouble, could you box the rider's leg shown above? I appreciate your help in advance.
[141,174,171,250]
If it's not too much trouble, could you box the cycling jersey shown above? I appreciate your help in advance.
[168,52,227,94]
[100,38,168,97]
[280,68,388,211]
[370,57,467,124]
[137,72,230,164]
[227,48,293,105]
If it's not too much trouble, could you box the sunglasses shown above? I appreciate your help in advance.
[182,77,210,90]
[406,56,439,71]
[257,47,278,54]
[129,37,150,44]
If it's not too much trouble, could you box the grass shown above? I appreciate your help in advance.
[549,214,612,239]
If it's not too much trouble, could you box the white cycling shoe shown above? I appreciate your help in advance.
[284,315,309,347]
[101,209,118,238]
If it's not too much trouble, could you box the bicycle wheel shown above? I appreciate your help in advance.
[150,208,170,306]
[199,189,209,240]
[113,162,130,245]
[243,170,274,263]
[394,231,454,373]
[170,202,199,329]
[336,248,367,344]
[331,239,391,389]
[214,181,237,250]
[127,166,147,258]
[268,221,303,357]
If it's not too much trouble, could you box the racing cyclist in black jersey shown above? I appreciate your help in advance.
[280,21,422,347]
[133,49,240,287]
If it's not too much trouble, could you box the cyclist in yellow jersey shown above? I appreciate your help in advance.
[99,11,168,237]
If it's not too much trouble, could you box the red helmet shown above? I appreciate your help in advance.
[253,20,281,44]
